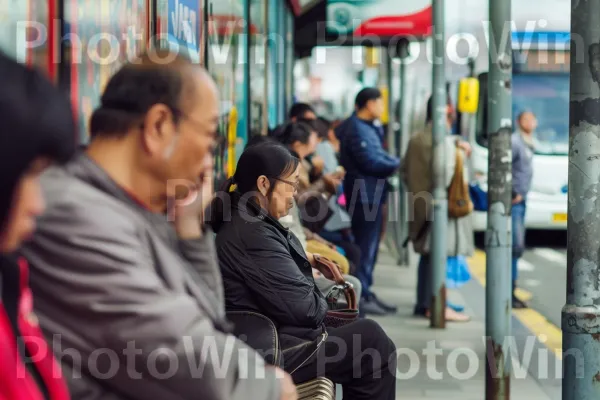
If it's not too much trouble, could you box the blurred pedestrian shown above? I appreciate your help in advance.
[336,88,400,315]
[0,51,75,400]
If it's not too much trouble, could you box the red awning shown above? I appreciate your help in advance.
[353,5,432,37]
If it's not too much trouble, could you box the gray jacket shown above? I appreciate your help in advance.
[512,131,534,199]
[19,154,280,400]
[400,125,475,257]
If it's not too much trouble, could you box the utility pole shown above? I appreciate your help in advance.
[563,0,600,397]
[430,0,447,329]
[485,0,512,397]
[397,38,410,266]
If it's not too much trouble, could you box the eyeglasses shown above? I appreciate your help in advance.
[273,177,300,191]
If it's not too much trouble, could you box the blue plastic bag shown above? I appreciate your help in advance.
[469,182,488,211]
[447,255,471,289]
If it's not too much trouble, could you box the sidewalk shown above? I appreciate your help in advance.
[350,244,556,400]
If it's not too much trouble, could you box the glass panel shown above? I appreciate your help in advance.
[512,74,569,155]
[285,10,294,110]
[65,0,147,143]
[0,0,49,71]
[206,0,246,184]
[157,0,203,63]
[267,0,278,128]
[249,0,266,135]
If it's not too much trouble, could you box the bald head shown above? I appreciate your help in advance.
[90,50,215,138]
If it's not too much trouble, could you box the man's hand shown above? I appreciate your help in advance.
[279,370,298,400]
[171,154,214,239]
[457,140,472,157]
[268,367,298,400]
[512,194,523,205]
[311,156,325,176]
[323,173,343,194]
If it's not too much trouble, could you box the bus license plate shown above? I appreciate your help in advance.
[552,213,567,223]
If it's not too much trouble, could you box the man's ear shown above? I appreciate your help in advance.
[141,104,175,156]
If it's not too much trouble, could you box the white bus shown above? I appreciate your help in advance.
[467,29,569,231]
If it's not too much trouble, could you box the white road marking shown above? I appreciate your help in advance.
[518,259,535,271]
[533,248,567,267]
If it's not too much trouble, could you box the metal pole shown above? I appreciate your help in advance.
[563,0,600,397]
[485,0,512,397]
[385,50,394,158]
[397,39,410,266]
[430,0,447,329]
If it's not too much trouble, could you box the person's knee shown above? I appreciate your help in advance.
[352,319,396,362]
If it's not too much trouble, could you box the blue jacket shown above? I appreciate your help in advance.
[336,114,400,204]
[512,131,534,199]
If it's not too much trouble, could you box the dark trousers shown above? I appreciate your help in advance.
[512,201,527,288]
[291,319,397,399]
[415,254,431,314]
[350,203,384,299]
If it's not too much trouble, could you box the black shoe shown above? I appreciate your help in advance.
[360,298,388,316]
[413,306,428,318]
[512,296,528,309]
[371,293,398,313]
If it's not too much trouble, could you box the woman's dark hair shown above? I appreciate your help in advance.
[288,102,315,120]
[426,91,452,123]
[245,134,275,150]
[275,121,315,146]
[314,117,332,139]
[207,141,299,232]
[0,51,76,235]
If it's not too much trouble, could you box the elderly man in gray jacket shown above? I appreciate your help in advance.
[19,51,295,400]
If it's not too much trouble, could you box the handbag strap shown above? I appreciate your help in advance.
[313,255,357,310]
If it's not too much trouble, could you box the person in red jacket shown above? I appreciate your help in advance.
[0,51,76,399]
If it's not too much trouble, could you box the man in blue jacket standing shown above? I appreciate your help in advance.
[336,88,400,315]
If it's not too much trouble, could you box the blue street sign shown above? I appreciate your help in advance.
[167,0,200,54]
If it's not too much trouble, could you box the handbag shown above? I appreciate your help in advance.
[448,147,474,218]
[312,255,359,328]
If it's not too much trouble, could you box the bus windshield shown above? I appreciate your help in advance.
[513,74,569,155]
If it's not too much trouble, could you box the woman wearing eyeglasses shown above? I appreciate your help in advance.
[209,141,396,399]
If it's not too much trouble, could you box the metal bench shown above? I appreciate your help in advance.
[226,311,335,400]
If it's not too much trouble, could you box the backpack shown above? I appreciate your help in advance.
[448,146,473,218]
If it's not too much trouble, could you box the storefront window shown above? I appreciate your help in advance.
[157,0,203,63]
[0,0,52,73]
[285,10,294,111]
[266,0,278,128]
[206,0,246,182]
[65,0,147,143]
[249,0,266,135]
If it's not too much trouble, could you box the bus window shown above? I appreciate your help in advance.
[512,74,569,155]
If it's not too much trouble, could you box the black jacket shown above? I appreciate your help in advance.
[214,192,329,372]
